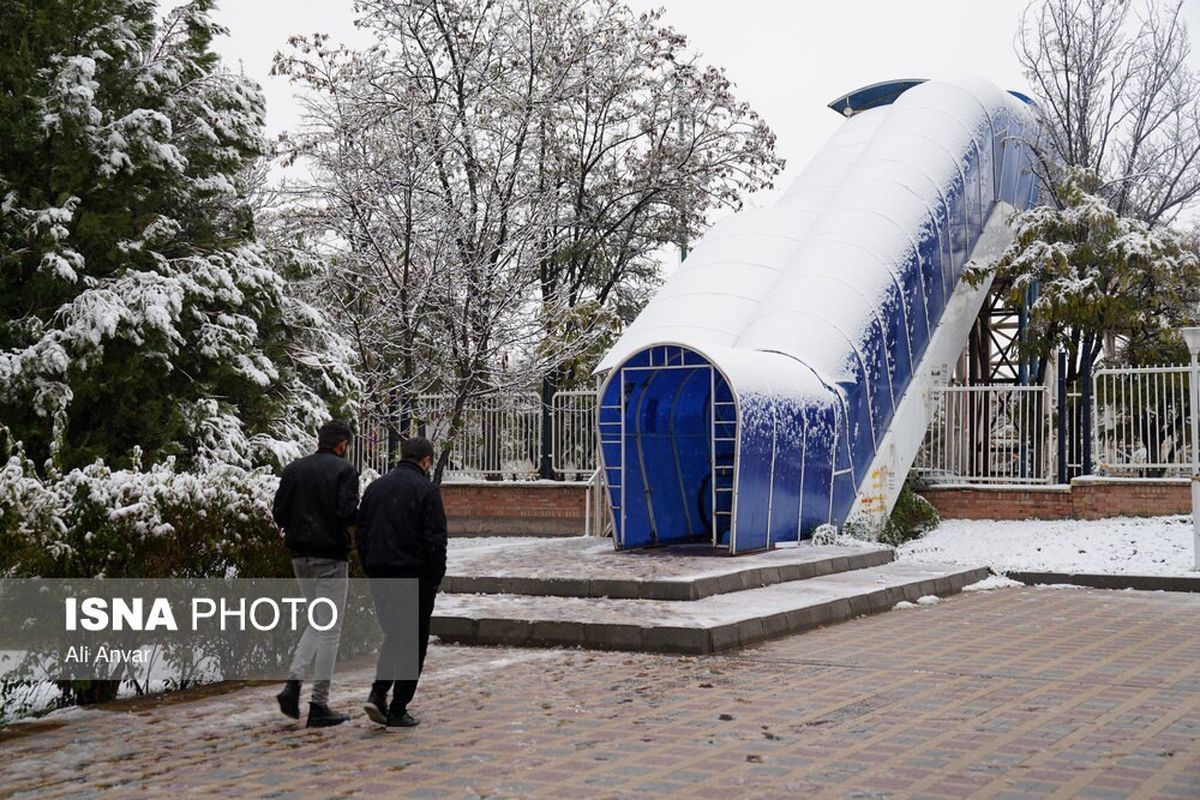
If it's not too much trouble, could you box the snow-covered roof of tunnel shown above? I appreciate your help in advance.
[596,75,1036,401]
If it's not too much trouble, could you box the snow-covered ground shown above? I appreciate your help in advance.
[452,524,1200,577]
[448,536,551,551]
[899,515,1198,576]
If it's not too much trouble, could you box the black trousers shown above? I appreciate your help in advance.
[369,570,439,713]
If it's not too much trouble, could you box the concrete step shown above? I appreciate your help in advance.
[442,538,894,601]
[432,561,988,655]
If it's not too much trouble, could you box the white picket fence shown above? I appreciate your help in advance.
[352,363,1194,485]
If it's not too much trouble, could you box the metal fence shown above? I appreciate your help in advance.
[551,390,597,479]
[349,418,396,476]
[1092,365,1193,477]
[1063,388,1084,477]
[351,390,592,480]
[351,362,1195,485]
[914,384,1055,484]
[350,392,542,479]
[915,364,1195,485]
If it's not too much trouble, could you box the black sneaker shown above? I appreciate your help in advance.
[363,692,388,726]
[276,679,301,720]
[306,702,349,728]
[386,710,420,728]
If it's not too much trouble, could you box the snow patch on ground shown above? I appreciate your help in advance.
[899,515,1197,576]
[962,574,1023,592]
[448,536,564,551]
[893,596,940,609]
[809,524,886,550]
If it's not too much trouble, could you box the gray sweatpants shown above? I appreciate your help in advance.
[287,557,348,706]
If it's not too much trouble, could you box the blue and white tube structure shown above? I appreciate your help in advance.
[595,76,1041,553]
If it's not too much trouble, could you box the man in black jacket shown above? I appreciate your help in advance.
[357,436,447,728]
[271,420,359,728]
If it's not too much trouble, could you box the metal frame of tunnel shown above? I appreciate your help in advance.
[597,345,739,552]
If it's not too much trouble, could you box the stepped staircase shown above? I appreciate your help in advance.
[432,538,986,655]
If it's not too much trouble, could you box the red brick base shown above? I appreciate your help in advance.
[919,477,1193,521]
[441,481,587,536]
[438,477,1192,534]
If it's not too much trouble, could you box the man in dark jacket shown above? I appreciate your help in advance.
[271,420,359,728]
[357,436,447,728]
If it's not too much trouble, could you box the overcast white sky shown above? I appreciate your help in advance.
[208,0,1200,252]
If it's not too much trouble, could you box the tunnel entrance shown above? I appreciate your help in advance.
[598,346,736,549]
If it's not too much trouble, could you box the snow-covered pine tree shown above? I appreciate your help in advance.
[0,0,358,472]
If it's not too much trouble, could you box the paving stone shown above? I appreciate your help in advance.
[639,579,695,601]
[780,563,806,581]
[761,611,792,641]
[474,617,531,645]
[585,622,642,650]
[785,606,818,632]
[736,617,766,647]
[429,616,475,641]
[7,584,1200,799]
[588,578,628,598]
[467,576,504,594]
[641,625,709,654]
[709,624,741,653]
[529,619,585,647]
[848,594,873,616]
[716,573,742,595]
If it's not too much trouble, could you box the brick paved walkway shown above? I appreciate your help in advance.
[3,587,1200,798]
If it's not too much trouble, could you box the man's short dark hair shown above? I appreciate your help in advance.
[318,420,353,450]
[401,436,434,462]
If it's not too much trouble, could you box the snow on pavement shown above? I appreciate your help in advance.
[961,574,1023,592]
[447,536,551,551]
[899,515,1198,576]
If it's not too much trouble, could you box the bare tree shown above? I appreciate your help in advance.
[272,0,783,480]
[273,34,448,423]
[1017,0,1200,225]
[528,4,784,387]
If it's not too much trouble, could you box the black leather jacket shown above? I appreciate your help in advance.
[272,449,360,560]
[356,460,448,581]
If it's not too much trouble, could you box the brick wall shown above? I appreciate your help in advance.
[920,477,1192,521]
[441,481,587,536]
[438,476,1190,535]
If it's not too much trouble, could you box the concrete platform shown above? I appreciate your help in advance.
[443,537,895,600]
[433,560,988,654]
